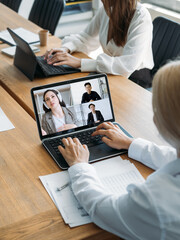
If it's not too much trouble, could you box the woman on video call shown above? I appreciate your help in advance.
[41,89,78,135]
[45,0,153,80]
[58,60,180,239]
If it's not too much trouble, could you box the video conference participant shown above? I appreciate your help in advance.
[87,103,104,125]
[81,82,101,103]
[44,0,153,81]
[58,60,180,239]
[41,89,78,135]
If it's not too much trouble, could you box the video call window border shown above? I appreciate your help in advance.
[32,75,114,138]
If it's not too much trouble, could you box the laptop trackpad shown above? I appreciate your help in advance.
[88,143,127,163]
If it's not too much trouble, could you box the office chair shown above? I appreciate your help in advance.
[0,0,22,12]
[28,0,64,35]
[129,16,180,88]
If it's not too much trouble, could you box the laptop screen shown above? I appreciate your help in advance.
[31,74,115,140]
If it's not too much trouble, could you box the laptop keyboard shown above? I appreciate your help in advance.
[48,129,103,156]
[36,56,69,75]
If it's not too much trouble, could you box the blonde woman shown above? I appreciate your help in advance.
[58,61,180,239]
[45,0,153,83]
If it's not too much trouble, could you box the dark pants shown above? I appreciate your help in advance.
[129,68,153,88]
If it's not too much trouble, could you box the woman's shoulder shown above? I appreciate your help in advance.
[42,111,52,120]
[96,5,108,19]
[62,106,68,113]
[135,2,152,21]
[62,106,73,116]
[129,2,152,31]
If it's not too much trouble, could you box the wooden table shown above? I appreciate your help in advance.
[0,86,123,240]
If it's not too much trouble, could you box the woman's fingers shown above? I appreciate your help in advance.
[44,49,55,59]
[92,129,114,142]
[95,122,115,131]
[83,144,88,150]
[67,137,74,146]
[62,138,70,147]
[47,52,67,64]
[58,145,64,153]
[101,136,112,145]
[62,137,80,148]
[73,137,81,145]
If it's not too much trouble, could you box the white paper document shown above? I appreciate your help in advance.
[0,27,39,46]
[1,45,40,57]
[0,107,15,132]
[40,156,145,228]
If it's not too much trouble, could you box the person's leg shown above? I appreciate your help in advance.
[129,68,152,88]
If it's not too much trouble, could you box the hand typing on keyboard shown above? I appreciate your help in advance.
[91,122,133,150]
[58,137,89,167]
[44,48,81,68]
[44,47,70,59]
[57,122,133,167]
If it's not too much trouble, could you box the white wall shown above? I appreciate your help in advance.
[55,0,101,37]
[144,3,180,23]
[18,0,35,18]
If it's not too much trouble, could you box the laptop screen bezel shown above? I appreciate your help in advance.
[31,73,115,141]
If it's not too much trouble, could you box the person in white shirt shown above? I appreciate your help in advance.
[58,60,180,239]
[44,0,154,80]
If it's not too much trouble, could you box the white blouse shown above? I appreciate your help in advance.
[68,138,180,239]
[62,3,154,78]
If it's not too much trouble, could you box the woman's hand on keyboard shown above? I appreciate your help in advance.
[92,122,133,150]
[44,47,69,59]
[58,137,89,167]
[44,48,81,68]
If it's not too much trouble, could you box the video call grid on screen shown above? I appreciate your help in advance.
[32,75,114,138]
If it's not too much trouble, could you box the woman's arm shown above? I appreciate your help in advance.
[68,163,160,239]
[64,107,81,127]
[58,137,160,239]
[92,122,177,170]
[128,138,177,170]
[57,123,77,132]
[44,8,103,68]
[41,115,49,135]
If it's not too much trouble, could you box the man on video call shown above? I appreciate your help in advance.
[81,82,101,103]
[87,103,104,125]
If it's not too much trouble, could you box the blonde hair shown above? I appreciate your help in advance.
[152,60,180,151]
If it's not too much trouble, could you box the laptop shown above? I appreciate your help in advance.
[31,73,132,169]
[7,28,81,81]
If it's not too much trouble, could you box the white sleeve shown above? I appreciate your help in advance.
[128,138,177,170]
[68,163,160,239]
[80,8,153,77]
[62,8,102,54]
